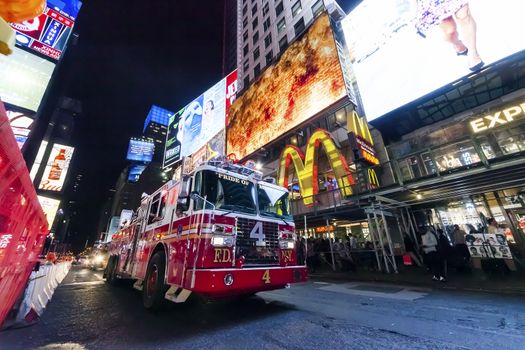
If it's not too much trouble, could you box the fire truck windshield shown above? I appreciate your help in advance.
[196,170,256,215]
[257,183,292,221]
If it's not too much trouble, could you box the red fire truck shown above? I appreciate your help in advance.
[106,159,307,309]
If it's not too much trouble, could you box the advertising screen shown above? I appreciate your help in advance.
[0,47,55,112]
[163,109,183,167]
[30,140,48,181]
[342,0,525,121]
[127,164,147,183]
[6,107,35,149]
[37,195,61,229]
[226,14,347,160]
[10,0,82,60]
[164,70,237,168]
[126,138,155,163]
[38,143,74,192]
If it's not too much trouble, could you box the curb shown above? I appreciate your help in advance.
[309,273,525,297]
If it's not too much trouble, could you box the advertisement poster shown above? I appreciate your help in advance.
[126,138,155,163]
[6,108,35,149]
[466,233,512,259]
[0,47,56,112]
[38,143,74,192]
[226,14,347,160]
[119,210,133,228]
[164,70,237,168]
[342,0,525,121]
[163,108,184,167]
[9,0,82,60]
[37,195,61,229]
[127,164,147,183]
[207,131,225,160]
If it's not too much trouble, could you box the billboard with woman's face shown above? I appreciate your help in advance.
[342,0,525,121]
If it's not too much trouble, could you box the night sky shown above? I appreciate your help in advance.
[58,0,358,250]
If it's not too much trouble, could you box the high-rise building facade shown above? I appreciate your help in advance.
[230,0,337,91]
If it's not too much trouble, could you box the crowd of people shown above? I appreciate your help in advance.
[296,218,505,282]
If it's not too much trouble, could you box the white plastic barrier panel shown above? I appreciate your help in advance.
[12,262,71,327]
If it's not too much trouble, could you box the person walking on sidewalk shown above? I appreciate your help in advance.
[453,224,470,266]
[421,227,446,282]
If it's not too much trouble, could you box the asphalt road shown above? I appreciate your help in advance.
[1,267,525,350]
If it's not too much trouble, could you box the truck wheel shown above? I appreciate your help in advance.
[143,251,167,310]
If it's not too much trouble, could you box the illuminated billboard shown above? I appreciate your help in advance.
[164,70,237,167]
[10,0,82,60]
[6,107,35,149]
[227,14,347,160]
[37,195,61,229]
[38,143,74,192]
[128,164,147,183]
[127,138,155,163]
[0,47,55,112]
[341,0,525,121]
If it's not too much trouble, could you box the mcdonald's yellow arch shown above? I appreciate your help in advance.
[278,129,354,206]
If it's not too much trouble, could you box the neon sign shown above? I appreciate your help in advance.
[278,129,354,206]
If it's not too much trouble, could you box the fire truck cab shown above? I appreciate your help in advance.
[106,159,307,309]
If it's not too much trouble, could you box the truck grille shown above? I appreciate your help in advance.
[235,217,279,266]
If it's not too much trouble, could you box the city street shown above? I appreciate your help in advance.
[1,267,525,350]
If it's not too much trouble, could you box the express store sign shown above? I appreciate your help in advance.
[470,100,525,133]
[10,7,75,60]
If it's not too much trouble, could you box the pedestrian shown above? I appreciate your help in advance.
[403,233,423,267]
[453,224,469,262]
[306,238,317,273]
[297,238,306,265]
[421,227,446,282]
[487,218,502,234]
[437,229,452,278]
[348,234,357,250]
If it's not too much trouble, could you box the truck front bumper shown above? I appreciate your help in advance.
[186,265,308,297]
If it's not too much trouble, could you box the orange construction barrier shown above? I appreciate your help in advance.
[0,101,48,328]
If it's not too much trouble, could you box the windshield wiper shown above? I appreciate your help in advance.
[261,211,291,226]
[218,205,256,217]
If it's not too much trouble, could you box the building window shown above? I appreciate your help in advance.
[252,4,257,16]
[279,35,288,51]
[253,47,260,60]
[243,31,248,42]
[243,5,248,15]
[253,31,259,45]
[263,18,271,31]
[277,17,286,34]
[263,3,269,16]
[254,63,261,77]
[243,44,249,55]
[275,1,284,17]
[243,59,249,72]
[312,0,323,17]
[292,0,302,17]
[264,34,272,48]
[252,17,258,30]
[244,75,250,87]
[243,17,248,28]
[294,18,305,36]
[266,51,273,65]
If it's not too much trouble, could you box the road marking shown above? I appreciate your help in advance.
[318,282,429,301]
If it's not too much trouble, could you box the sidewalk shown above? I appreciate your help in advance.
[309,265,525,296]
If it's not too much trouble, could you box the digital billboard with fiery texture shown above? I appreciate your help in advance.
[227,13,346,160]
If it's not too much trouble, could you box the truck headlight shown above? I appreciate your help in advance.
[212,235,235,247]
[279,240,295,250]
[94,255,103,263]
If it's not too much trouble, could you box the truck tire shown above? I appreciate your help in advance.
[143,251,167,310]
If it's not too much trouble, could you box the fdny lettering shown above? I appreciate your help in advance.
[281,250,292,262]
[218,173,249,185]
[214,248,232,263]
[470,103,525,133]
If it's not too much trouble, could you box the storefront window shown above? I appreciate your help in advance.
[432,140,481,172]
[493,124,525,155]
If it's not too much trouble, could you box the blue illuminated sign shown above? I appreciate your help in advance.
[126,138,155,163]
